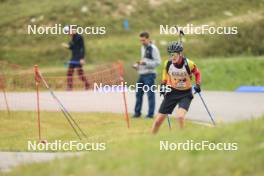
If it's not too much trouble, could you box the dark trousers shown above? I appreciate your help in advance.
[134,73,156,117]
[67,64,89,89]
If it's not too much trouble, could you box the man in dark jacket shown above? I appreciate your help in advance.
[62,26,89,90]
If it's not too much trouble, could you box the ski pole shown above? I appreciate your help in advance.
[161,91,172,130]
[197,92,216,126]
[37,70,86,139]
[49,90,88,138]
[179,30,184,44]
[167,114,172,130]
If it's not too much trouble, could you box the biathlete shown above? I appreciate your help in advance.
[151,41,201,134]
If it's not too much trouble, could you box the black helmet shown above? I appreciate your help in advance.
[167,41,183,53]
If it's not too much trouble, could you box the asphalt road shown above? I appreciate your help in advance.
[1,90,264,123]
[0,152,81,172]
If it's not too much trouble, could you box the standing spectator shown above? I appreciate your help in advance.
[62,26,89,90]
[133,32,161,118]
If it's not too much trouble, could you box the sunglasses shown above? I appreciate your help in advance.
[169,52,180,57]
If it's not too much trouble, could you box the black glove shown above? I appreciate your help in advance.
[194,84,201,93]
[160,83,167,97]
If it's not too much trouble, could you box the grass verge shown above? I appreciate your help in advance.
[0,111,263,175]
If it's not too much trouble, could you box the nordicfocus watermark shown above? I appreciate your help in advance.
[27,24,106,35]
[160,140,238,151]
[160,24,238,35]
[93,82,171,93]
[28,140,106,151]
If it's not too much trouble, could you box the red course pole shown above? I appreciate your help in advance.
[0,74,10,114]
[2,87,10,114]
[34,65,41,141]
[117,62,130,128]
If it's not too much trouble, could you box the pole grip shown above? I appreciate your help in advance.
[34,65,40,83]
[117,61,124,80]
